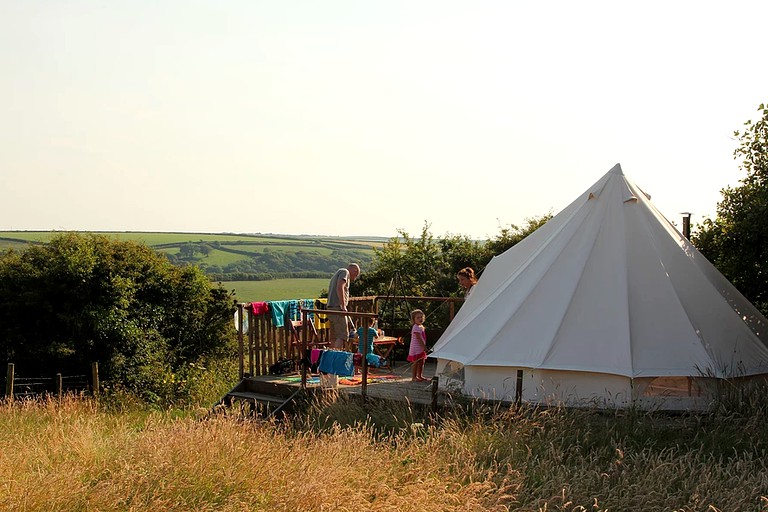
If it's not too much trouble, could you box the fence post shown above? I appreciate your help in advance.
[5,363,13,399]
[56,373,63,399]
[237,303,245,379]
[430,376,439,413]
[91,362,99,397]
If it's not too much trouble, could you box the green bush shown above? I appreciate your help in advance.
[0,232,236,403]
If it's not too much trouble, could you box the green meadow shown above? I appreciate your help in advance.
[0,231,385,248]
[219,278,329,302]
[0,231,383,287]
[4,394,768,511]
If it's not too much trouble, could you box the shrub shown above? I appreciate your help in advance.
[0,232,236,403]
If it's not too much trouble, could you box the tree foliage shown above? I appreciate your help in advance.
[353,216,552,330]
[692,103,768,314]
[0,233,236,402]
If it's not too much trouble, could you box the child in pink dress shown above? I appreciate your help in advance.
[407,309,428,382]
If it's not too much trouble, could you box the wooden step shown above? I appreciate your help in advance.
[239,378,300,398]
[225,391,287,405]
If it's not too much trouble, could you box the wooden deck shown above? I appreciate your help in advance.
[218,359,452,416]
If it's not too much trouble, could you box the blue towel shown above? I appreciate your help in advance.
[267,300,291,328]
[288,299,299,322]
[301,298,315,322]
[317,351,354,377]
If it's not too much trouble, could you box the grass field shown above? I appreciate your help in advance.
[219,278,329,302]
[155,245,339,268]
[0,231,387,247]
[0,232,380,282]
[156,248,256,267]
[0,231,332,245]
[3,395,768,511]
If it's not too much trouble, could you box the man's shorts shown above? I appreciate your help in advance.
[328,309,350,344]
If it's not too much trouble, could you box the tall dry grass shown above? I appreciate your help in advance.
[1,393,767,511]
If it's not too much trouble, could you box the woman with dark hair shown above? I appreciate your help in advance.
[457,267,477,299]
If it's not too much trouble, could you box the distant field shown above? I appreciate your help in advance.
[218,278,329,302]
[0,231,292,250]
[0,231,363,246]
[0,231,383,283]
[155,247,257,267]
[0,238,29,250]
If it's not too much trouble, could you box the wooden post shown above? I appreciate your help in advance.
[301,310,308,390]
[257,314,265,376]
[248,307,255,377]
[515,369,523,407]
[56,373,63,399]
[91,362,99,397]
[5,363,14,399]
[430,376,439,413]
[361,330,369,403]
[237,303,245,379]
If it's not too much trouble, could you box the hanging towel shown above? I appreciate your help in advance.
[267,300,291,328]
[250,302,269,316]
[317,351,354,377]
[287,300,300,322]
[301,298,315,322]
[314,298,329,331]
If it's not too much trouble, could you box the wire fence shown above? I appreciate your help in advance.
[3,363,98,399]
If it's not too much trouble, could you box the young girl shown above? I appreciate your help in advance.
[407,309,429,382]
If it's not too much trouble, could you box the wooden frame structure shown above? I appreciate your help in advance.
[235,296,464,380]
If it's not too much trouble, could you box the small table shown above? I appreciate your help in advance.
[373,336,400,368]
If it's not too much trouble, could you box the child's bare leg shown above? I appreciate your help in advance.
[420,360,430,381]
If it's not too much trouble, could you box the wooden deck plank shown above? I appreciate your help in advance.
[239,360,445,407]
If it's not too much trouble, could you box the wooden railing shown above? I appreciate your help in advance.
[235,296,464,378]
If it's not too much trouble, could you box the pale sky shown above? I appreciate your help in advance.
[2,1,766,239]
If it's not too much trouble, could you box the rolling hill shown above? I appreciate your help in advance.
[0,231,385,284]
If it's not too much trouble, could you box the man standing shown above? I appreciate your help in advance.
[326,263,361,349]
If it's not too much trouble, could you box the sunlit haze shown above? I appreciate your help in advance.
[2,1,766,239]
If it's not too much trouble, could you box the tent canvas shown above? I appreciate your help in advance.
[430,164,768,410]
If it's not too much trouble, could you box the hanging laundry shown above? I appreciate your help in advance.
[250,301,269,316]
[317,350,354,377]
[310,348,323,373]
[267,300,291,328]
[287,300,300,322]
[314,298,329,331]
[300,298,315,322]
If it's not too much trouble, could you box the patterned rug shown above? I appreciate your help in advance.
[281,376,320,384]
[280,374,400,386]
[338,374,400,386]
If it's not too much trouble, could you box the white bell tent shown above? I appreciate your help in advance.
[430,164,768,410]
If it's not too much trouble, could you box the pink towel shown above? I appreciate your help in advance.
[250,302,269,315]
[310,349,323,365]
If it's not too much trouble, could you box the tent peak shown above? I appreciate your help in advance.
[609,163,623,175]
